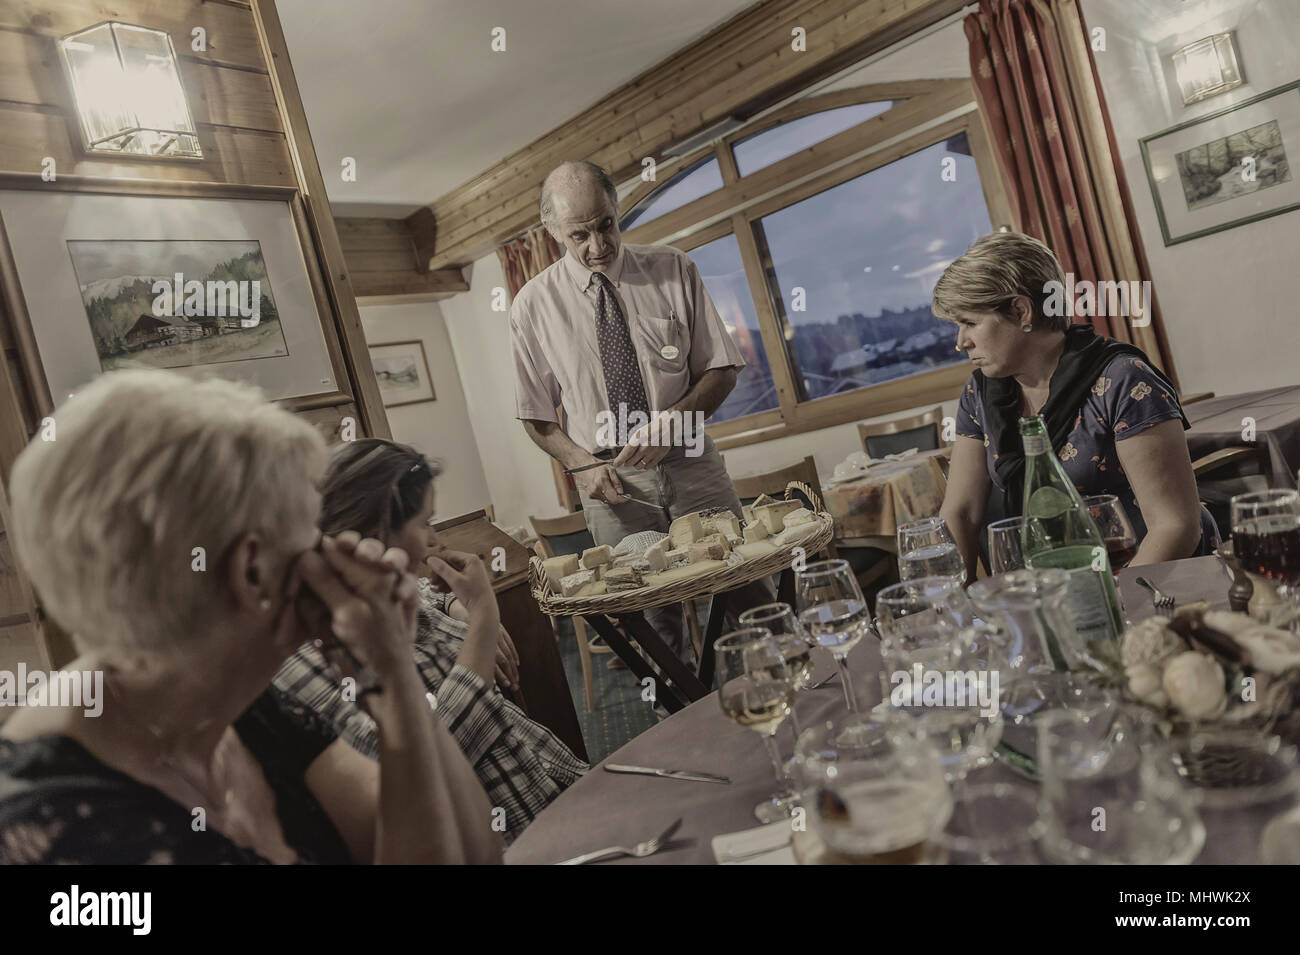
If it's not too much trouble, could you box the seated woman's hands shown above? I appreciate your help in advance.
[294,532,420,681]
[425,549,513,690]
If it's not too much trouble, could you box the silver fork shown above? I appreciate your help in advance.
[556,817,683,865]
[1136,576,1175,616]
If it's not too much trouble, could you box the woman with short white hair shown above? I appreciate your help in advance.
[934,232,1218,578]
[0,369,502,864]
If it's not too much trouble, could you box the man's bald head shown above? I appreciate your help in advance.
[540,161,622,272]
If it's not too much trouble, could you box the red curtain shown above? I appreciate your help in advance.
[496,227,564,296]
[965,0,1176,378]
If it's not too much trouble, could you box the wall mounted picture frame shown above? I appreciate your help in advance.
[1140,80,1300,245]
[0,180,353,413]
[369,339,436,407]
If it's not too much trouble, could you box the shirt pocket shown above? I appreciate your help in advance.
[635,314,688,374]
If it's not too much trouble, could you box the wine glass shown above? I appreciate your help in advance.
[795,559,871,713]
[1083,494,1138,570]
[987,517,1028,575]
[1231,489,1300,629]
[738,602,814,742]
[896,517,966,584]
[793,711,952,864]
[716,627,798,823]
[874,576,967,639]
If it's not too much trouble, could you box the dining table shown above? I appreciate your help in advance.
[506,555,1282,865]
[1185,385,1300,489]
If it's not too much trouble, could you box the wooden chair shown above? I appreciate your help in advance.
[857,406,944,459]
[530,510,611,713]
[1182,391,1215,406]
[730,455,836,557]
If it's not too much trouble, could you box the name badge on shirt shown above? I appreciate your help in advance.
[660,344,680,360]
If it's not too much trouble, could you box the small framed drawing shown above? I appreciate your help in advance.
[369,340,435,407]
[0,183,350,412]
[1140,80,1300,245]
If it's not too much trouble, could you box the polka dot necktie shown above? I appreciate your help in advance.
[592,271,649,422]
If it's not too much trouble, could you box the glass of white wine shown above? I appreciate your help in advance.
[795,560,872,712]
[738,602,814,742]
[897,517,966,584]
[716,627,798,823]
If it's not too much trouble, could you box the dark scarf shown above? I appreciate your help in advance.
[978,324,1187,526]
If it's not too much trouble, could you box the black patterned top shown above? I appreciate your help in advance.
[0,686,351,864]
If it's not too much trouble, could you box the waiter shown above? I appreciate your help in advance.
[511,160,747,667]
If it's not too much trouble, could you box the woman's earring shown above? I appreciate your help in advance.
[1021,323,1033,333]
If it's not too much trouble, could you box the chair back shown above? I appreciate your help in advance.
[729,454,826,514]
[857,406,943,459]
[530,510,596,559]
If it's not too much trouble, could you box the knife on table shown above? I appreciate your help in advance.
[604,763,731,784]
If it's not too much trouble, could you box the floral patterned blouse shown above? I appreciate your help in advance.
[957,354,1220,554]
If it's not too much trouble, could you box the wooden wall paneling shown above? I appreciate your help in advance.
[250,0,390,439]
[0,0,267,72]
[336,215,469,303]
[416,0,967,269]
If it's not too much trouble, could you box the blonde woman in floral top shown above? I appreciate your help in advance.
[274,439,587,845]
[933,232,1218,579]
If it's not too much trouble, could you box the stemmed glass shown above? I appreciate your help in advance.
[896,517,966,584]
[987,517,1029,575]
[715,627,797,823]
[874,576,968,638]
[1084,494,1138,570]
[738,602,814,742]
[795,560,872,712]
[1231,489,1300,629]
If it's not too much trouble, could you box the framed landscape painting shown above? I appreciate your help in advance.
[369,340,435,407]
[0,187,347,410]
[1140,80,1300,245]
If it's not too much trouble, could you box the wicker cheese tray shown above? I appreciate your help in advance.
[529,481,835,616]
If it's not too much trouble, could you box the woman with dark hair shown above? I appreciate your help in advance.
[274,438,587,845]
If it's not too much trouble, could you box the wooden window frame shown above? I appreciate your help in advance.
[619,80,1012,451]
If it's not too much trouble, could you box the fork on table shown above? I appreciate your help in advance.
[555,817,683,865]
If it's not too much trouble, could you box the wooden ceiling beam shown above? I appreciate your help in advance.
[336,215,469,304]
[407,0,968,271]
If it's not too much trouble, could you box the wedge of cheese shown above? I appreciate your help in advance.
[773,521,819,547]
[645,537,673,573]
[559,569,596,596]
[782,507,815,529]
[755,499,803,535]
[735,540,779,561]
[542,554,579,589]
[688,533,731,562]
[580,545,615,571]
[668,512,706,548]
[576,580,608,598]
[711,513,741,540]
[603,566,645,592]
[741,504,755,525]
[644,559,727,588]
[742,521,770,543]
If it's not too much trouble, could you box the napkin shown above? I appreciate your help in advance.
[711,820,796,865]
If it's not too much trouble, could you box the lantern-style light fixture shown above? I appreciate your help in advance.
[1171,31,1245,106]
[58,21,202,158]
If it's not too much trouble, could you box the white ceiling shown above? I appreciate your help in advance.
[276,0,761,215]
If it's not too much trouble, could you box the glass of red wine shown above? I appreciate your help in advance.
[1231,489,1300,631]
[1083,494,1138,570]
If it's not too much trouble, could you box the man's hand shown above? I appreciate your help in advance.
[574,462,628,504]
[613,412,677,470]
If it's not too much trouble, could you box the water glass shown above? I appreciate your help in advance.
[987,517,1028,575]
[897,517,966,584]
[874,576,966,639]
[967,568,1079,675]
[794,711,952,864]
[1037,704,1204,864]
[795,559,870,712]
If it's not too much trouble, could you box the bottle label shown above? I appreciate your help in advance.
[1060,565,1119,644]
[1022,433,1049,455]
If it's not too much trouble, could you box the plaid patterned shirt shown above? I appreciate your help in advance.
[273,580,587,845]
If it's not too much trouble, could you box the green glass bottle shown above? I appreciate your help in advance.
[1018,415,1124,655]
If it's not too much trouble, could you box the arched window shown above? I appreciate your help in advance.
[619,156,723,231]
[732,101,894,176]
